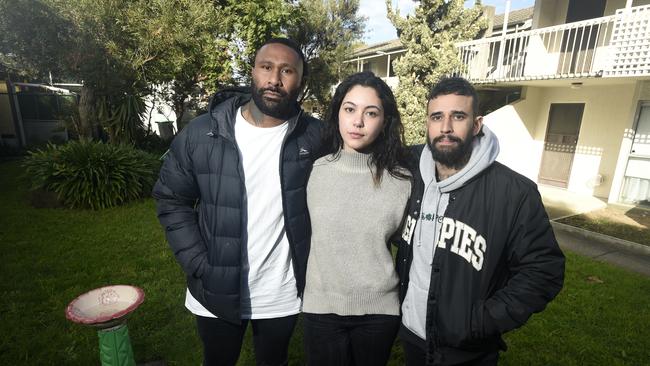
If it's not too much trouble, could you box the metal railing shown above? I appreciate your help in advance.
[455,14,620,83]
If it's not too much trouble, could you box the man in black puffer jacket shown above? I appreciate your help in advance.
[153,38,322,366]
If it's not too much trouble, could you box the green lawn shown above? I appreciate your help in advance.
[1,159,649,365]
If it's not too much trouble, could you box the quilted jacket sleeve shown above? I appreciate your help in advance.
[479,186,565,337]
[152,128,208,279]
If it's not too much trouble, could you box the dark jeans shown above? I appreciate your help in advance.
[196,314,298,366]
[401,337,499,366]
[302,312,400,366]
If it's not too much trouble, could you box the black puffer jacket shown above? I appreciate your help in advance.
[153,88,322,324]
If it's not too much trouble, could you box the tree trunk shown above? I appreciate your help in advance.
[78,85,98,140]
[173,94,187,133]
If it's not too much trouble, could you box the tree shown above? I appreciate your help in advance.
[386,0,486,144]
[120,0,234,129]
[0,0,131,139]
[225,0,295,85]
[287,0,366,109]
[0,0,352,141]
[0,0,233,141]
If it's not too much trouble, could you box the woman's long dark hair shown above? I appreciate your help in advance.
[322,71,411,184]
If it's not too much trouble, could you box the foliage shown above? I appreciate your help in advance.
[1,2,149,89]
[123,0,234,127]
[1,0,150,138]
[287,0,366,110]
[0,0,233,140]
[386,0,486,144]
[1,0,362,138]
[22,141,160,209]
[225,0,295,84]
[134,129,173,156]
[97,94,146,144]
[1,0,105,137]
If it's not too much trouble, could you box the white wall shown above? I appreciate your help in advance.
[609,80,650,201]
[532,0,568,28]
[484,83,637,200]
[144,94,177,139]
[544,84,635,197]
[483,87,544,182]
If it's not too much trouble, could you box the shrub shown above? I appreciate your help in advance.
[134,129,172,156]
[23,141,161,209]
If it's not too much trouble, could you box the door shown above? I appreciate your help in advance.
[620,103,650,206]
[538,103,584,188]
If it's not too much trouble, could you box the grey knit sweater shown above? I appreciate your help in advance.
[303,150,411,316]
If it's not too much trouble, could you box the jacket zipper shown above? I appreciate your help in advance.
[278,111,303,296]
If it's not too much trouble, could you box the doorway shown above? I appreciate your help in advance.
[538,103,585,188]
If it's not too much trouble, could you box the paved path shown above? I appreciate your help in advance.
[552,224,650,277]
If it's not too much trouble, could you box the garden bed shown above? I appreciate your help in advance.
[557,207,650,247]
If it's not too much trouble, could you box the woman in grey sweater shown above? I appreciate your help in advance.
[303,71,412,365]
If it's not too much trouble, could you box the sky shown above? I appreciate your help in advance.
[360,0,536,45]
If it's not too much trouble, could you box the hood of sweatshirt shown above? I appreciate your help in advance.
[206,87,250,139]
[419,124,500,193]
[416,124,500,253]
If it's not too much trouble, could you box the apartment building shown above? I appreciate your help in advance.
[348,0,650,207]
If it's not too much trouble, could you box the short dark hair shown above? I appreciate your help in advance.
[255,37,309,79]
[323,71,410,184]
[427,77,479,117]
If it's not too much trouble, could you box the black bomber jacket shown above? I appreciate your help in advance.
[395,145,565,365]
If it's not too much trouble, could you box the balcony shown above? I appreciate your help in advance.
[455,5,650,84]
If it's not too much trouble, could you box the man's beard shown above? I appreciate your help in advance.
[428,132,475,170]
[250,80,300,120]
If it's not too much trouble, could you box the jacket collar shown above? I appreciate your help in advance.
[207,87,303,140]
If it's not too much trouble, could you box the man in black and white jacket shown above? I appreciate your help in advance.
[396,77,565,366]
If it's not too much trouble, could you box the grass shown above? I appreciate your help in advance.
[1,159,650,365]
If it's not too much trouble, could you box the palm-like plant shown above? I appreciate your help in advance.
[97,94,146,144]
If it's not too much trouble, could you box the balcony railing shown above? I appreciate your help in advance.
[455,5,650,83]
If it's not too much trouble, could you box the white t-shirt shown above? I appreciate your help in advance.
[185,107,301,319]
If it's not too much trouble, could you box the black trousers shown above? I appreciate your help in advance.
[401,336,499,366]
[196,314,298,366]
[302,312,400,366]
